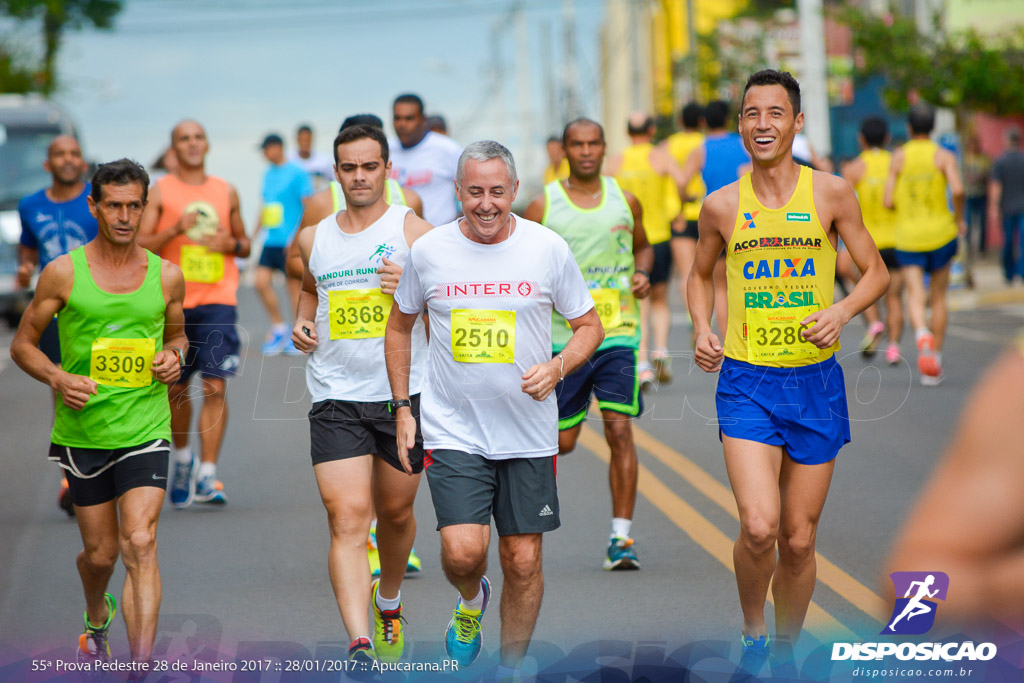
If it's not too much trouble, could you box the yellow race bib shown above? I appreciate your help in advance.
[451,309,515,364]
[261,202,284,228]
[90,338,156,387]
[328,288,391,339]
[591,288,622,331]
[745,305,818,363]
[180,244,225,283]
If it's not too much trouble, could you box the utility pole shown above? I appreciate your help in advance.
[797,0,831,155]
[515,4,536,186]
[541,18,557,137]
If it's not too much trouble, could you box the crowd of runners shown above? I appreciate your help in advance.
[9,67,985,681]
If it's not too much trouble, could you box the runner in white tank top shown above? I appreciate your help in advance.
[291,124,433,665]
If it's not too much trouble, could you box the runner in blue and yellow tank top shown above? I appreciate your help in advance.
[525,117,653,571]
[687,70,889,677]
[11,159,188,670]
[841,116,905,363]
[663,102,706,325]
[605,112,688,388]
[883,102,966,385]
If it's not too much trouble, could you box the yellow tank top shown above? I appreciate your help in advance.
[543,158,569,185]
[855,149,897,250]
[616,143,673,244]
[725,166,838,367]
[667,131,705,221]
[894,139,957,252]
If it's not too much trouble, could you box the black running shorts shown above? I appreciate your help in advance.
[50,439,171,507]
[424,449,560,536]
[308,396,424,473]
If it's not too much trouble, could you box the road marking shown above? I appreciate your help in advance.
[946,324,1012,346]
[629,427,888,623]
[578,426,858,642]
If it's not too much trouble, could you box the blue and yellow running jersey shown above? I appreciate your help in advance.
[855,148,897,250]
[724,166,838,367]
[894,139,957,252]
[615,143,674,244]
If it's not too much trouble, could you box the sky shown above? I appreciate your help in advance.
[23,0,608,219]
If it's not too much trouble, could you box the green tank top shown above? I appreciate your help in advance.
[331,179,407,212]
[52,248,171,448]
[542,176,640,352]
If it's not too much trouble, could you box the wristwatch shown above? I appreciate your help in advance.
[387,398,412,413]
[171,347,186,368]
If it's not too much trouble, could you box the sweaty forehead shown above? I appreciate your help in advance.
[464,159,512,187]
[337,138,384,163]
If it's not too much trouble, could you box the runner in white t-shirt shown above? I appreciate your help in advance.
[291,124,433,666]
[387,141,603,677]
[389,93,463,225]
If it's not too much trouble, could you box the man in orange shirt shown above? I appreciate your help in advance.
[138,120,250,508]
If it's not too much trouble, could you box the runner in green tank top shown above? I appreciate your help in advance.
[11,159,187,670]
[524,117,654,570]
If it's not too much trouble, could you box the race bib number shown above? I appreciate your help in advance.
[591,288,622,331]
[745,304,819,363]
[261,202,284,228]
[180,245,225,283]
[451,309,515,364]
[328,288,391,339]
[90,338,156,388]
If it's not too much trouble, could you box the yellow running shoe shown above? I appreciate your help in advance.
[406,547,422,573]
[367,531,381,577]
[77,593,116,663]
[371,579,405,662]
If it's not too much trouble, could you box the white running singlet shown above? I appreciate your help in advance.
[388,131,462,225]
[306,204,426,402]
[394,215,593,459]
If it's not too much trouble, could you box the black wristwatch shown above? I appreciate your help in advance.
[171,347,186,368]
[635,268,651,280]
[387,398,412,414]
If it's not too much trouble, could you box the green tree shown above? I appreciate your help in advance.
[0,40,36,93]
[1,0,123,94]
[833,5,1024,119]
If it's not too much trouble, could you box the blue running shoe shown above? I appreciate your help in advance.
[604,537,640,570]
[261,326,289,356]
[169,452,196,509]
[283,339,304,356]
[194,473,226,505]
[736,634,769,679]
[770,636,798,680]
[445,576,491,666]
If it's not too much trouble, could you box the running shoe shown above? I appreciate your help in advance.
[78,593,116,664]
[169,451,196,509]
[348,637,376,663]
[406,547,422,574]
[769,637,798,680]
[885,342,901,366]
[652,351,673,383]
[194,474,226,505]
[59,477,75,517]
[920,359,944,387]
[860,321,885,358]
[445,576,491,667]
[261,326,290,356]
[371,579,406,662]
[283,339,304,356]
[736,633,769,678]
[638,364,656,392]
[604,537,640,571]
[368,527,381,577]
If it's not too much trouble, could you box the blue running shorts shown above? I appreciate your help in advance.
[555,346,643,430]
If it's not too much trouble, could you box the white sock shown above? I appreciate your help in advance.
[271,322,288,334]
[934,352,942,366]
[197,463,216,480]
[172,445,192,464]
[459,581,486,612]
[495,664,518,681]
[915,328,930,342]
[611,517,632,540]
[375,588,401,611]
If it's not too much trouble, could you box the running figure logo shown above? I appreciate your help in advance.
[882,571,949,635]
[369,243,396,265]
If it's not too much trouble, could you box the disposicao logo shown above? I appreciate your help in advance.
[831,571,998,663]
[883,571,948,635]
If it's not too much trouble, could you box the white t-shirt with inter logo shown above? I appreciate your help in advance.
[394,215,593,459]
[388,131,463,225]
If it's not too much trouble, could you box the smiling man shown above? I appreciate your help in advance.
[386,140,603,678]
[11,159,187,670]
[687,70,887,677]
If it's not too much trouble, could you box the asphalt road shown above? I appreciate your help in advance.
[1,287,1022,682]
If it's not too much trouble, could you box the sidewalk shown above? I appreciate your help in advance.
[950,254,1024,312]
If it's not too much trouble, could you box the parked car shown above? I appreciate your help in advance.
[0,94,79,327]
